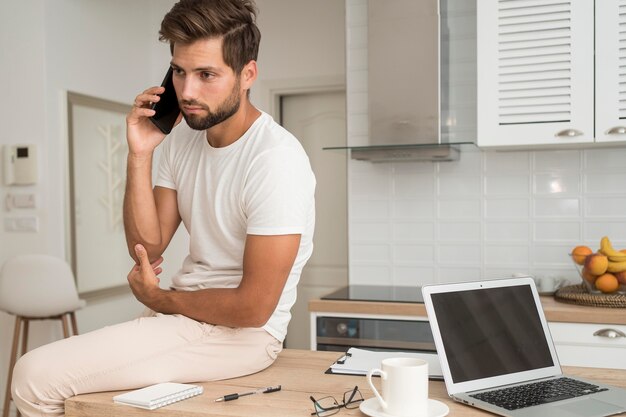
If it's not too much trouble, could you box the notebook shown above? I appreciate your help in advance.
[113,382,203,410]
[422,277,626,417]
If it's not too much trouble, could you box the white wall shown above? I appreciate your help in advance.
[0,1,345,414]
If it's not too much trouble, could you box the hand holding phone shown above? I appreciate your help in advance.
[150,68,180,134]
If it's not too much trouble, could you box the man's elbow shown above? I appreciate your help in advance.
[127,241,163,264]
[242,301,275,328]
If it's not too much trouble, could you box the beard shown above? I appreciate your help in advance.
[182,78,241,131]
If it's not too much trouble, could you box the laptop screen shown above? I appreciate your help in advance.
[431,284,554,383]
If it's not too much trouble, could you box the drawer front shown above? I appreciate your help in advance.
[548,322,626,347]
[549,322,626,369]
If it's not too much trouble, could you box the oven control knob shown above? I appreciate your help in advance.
[336,322,348,335]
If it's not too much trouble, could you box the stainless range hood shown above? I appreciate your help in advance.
[327,0,477,162]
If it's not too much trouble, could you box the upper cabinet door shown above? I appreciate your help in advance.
[596,0,626,142]
[477,0,594,147]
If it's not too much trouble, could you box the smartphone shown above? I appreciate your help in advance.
[150,67,180,134]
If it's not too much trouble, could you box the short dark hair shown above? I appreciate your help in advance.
[159,0,261,74]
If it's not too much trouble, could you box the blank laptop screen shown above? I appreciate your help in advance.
[431,284,554,383]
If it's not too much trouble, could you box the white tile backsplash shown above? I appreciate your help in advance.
[484,151,530,173]
[585,197,626,217]
[533,198,580,218]
[437,199,481,219]
[349,147,626,286]
[484,222,529,241]
[392,200,435,219]
[484,245,530,265]
[533,150,581,171]
[533,222,581,241]
[484,175,530,196]
[438,244,481,264]
[438,221,481,241]
[584,222,626,241]
[584,148,626,171]
[393,244,435,263]
[392,222,435,242]
[484,198,529,219]
[437,175,481,196]
[393,266,436,286]
[351,244,390,262]
[533,173,580,195]
[585,173,626,194]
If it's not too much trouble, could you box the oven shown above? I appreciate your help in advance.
[312,285,436,353]
[315,315,436,353]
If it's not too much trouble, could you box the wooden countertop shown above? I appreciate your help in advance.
[309,296,626,325]
[65,349,626,417]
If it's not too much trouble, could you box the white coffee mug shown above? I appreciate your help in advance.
[366,357,429,417]
[537,275,566,293]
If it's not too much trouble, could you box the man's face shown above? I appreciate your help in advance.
[170,38,242,131]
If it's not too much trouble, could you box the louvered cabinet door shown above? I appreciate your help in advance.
[596,0,626,142]
[477,0,594,147]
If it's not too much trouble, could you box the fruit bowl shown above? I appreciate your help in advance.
[570,241,626,294]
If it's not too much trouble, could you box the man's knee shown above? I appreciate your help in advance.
[12,351,41,405]
[11,347,59,408]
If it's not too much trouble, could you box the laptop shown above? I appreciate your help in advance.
[422,277,626,417]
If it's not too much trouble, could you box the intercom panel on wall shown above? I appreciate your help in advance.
[3,144,38,185]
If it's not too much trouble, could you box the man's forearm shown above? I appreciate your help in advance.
[123,154,162,262]
[145,287,276,328]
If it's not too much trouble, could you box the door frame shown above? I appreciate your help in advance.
[257,75,346,122]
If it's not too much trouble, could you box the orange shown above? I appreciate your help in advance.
[571,245,592,265]
[595,273,620,293]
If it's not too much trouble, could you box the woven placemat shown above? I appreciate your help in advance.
[555,284,626,308]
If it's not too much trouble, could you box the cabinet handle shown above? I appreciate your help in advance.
[555,129,583,138]
[593,328,626,338]
[605,126,626,135]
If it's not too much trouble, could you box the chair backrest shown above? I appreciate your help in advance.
[0,254,85,317]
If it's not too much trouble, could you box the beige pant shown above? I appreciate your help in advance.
[11,312,282,417]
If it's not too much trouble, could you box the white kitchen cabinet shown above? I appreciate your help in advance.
[596,1,626,143]
[548,322,626,370]
[477,0,626,147]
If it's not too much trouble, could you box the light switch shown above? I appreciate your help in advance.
[5,193,36,211]
[4,216,39,232]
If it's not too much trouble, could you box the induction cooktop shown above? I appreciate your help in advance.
[321,285,424,303]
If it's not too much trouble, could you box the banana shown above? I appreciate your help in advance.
[599,236,626,262]
[607,261,626,273]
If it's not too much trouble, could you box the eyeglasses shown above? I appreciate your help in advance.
[310,386,364,416]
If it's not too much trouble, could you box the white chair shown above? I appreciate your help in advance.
[0,254,86,417]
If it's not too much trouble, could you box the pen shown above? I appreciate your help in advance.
[214,385,282,402]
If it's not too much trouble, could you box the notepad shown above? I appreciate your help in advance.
[329,347,443,379]
[113,382,203,410]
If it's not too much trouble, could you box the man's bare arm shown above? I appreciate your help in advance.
[128,234,301,327]
[123,87,182,263]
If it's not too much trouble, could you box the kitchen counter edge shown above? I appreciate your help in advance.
[309,296,626,325]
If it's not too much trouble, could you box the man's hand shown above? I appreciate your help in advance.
[127,244,164,307]
[126,87,177,159]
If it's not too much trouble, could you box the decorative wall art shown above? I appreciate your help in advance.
[67,92,134,294]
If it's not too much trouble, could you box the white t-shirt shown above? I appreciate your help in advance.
[155,112,315,342]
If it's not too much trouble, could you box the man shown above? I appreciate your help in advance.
[11,1,315,416]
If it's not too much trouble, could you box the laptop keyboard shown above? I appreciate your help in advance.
[470,377,609,410]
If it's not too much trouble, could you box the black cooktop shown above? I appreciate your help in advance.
[321,285,423,303]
